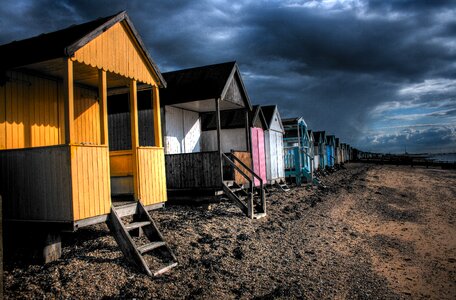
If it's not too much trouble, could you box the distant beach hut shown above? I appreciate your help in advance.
[0,11,177,275]
[313,131,327,169]
[159,62,266,218]
[283,117,313,184]
[326,135,336,168]
[335,138,343,166]
[261,105,286,186]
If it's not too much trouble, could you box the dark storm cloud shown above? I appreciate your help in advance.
[1,0,455,153]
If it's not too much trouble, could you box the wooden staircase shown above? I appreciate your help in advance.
[108,202,177,276]
[275,181,290,192]
[222,153,267,219]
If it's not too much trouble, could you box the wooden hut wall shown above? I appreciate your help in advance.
[164,106,201,154]
[265,129,284,182]
[251,127,267,186]
[0,70,101,150]
[200,128,247,153]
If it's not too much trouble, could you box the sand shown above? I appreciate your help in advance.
[4,163,456,299]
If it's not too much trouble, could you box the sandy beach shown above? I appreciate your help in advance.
[4,163,456,299]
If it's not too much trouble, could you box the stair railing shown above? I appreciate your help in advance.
[221,153,266,217]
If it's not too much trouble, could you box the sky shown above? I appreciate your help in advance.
[0,0,455,154]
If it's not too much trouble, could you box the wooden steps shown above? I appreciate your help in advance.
[276,181,290,192]
[223,182,266,219]
[107,202,177,276]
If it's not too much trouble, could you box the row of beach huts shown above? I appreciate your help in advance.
[0,12,355,276]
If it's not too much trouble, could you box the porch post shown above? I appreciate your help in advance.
[63,58,74,144]
[130,79,140,200]
[215,98,223,179]
[98,69,108,145]
[245,110,250,152]
[152,85,162,147]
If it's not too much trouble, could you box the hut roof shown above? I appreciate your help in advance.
[0,11,166,87]
[161,61,251,109]
[249,105,268,129]
[261,105,276,126]
[313,131,326,145]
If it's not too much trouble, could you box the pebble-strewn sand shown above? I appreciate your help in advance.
[4,163,456,299]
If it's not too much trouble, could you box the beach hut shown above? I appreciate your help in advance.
[311,130,320,170]
[159,62,266,219]
[0,12,177,275]
[282,117,313,184]
[261,105,287,188]
[313,131,327,170]
[308,129,315,174]
[248,105,268,186]
[326,135,336,168]
[334,138,343,166]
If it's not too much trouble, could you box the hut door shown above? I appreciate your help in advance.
[251,128,267,186]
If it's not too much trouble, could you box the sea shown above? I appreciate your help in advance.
[427,153,456,163]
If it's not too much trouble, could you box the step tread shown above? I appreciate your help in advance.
[113,202,138,218]
[124,221,151,231]
[137,241,166,254]
[153,262,178,277]
[253,212,267,219]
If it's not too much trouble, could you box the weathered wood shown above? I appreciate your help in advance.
[108,207,150,275]
[165,151,221,189]
[109,202,177,276]
[231,151,252,185]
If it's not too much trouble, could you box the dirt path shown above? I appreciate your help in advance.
[4,164,456,299]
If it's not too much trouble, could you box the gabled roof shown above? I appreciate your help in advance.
[313,131,326,145]
[261,105,276,125]
[326,135,336,145]
[250,105,268,130]
[261,105,284,133]
[0,11,166,87]
[161,61,251,109]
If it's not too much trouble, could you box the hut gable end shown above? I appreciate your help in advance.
[73,22,157,86]
[222,76,244,107]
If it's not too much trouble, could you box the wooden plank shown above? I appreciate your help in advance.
[152,86,162,147]
[63,58,74,144]
[99,69,108,145]
[130,79,140,200]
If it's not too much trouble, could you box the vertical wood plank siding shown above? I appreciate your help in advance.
[71,145,111,221]
[137,147,167,205]
[0,71,101,149]
[165,151,221,189]
[74,22,158,86]
[0,145,72,221]
[74,86,100,144]
[0,71,61,149]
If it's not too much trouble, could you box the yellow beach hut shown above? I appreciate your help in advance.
[0,11,176,276]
